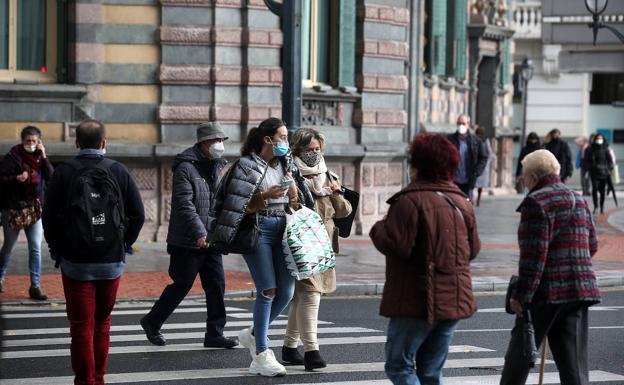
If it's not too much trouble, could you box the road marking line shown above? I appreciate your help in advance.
[4,366,620,385]
[3,327,382,347]
[1,307,252,319]
[0,337,492,359]
[276,370,624,385]
[478,306,624,313]
[3,319,330,336]
[0,304,247,312]
[455,326,624,332]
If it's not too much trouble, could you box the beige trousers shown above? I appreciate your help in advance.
[284,282,321,352]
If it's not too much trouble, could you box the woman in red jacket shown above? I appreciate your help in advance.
[370,133,480,385]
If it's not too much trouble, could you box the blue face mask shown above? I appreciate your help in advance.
[271,140,289,157]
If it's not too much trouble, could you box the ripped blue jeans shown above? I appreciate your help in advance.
[242,216,295,354]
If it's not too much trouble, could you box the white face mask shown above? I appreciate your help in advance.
[457,125,468,135]
[595,139,604,145]
[23,145,37,153]
[208,142,225,158]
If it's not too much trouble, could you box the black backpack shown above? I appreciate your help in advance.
[64,158,126,260]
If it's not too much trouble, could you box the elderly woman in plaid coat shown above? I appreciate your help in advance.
[501,150,601,385]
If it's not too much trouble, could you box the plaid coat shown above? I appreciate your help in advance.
[513,175,601,305]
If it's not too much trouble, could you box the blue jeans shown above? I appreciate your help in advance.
[385,317,459,385]
[243,216,295,354]
[0,210,43,287]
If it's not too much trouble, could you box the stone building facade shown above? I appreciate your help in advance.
[0,0,514,241]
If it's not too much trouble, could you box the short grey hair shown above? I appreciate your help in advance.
[521,149,561,179]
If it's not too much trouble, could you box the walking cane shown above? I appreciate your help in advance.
[538,339,548,385]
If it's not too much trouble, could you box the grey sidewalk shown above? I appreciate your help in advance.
[2,194,624,302]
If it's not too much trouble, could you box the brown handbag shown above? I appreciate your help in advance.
[7,199,42,231]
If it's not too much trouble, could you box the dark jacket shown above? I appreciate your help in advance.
[167,146,227,248]
[583,144,613,180]
[513,175,600,305]
[208,153,313,252]
[544,139,573,180]
[370,180,480,324]
[42,154,145,266]
[0,145,54,210]
[515,143,541,177]
[447,132,488,190]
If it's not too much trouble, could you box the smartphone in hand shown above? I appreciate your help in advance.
[281,179,294,188]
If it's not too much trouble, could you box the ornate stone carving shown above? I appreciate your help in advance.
[143,198,158,223]
[129,167,157,191]
[302,100,338,126]
[471,0,508,26]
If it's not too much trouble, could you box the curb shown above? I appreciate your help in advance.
[1,280,623,307]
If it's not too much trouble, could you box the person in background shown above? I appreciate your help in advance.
[42,119,145,385]
[584,133,614,215]
[281,128,352,370]
[474,126,492,207]
[447,114,488,200]
[209,117,313,377]
[515,132,541,193]
[575,135,594,196]
[0,126,53,300]
[544,128,573,183]
[500,149,600,385]
[140,122,238,349]
[370,133,480,385]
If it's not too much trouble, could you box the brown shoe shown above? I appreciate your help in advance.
[29,286,48,300]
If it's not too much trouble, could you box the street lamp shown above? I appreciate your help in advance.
[520,58,534,149]
[585,0,624,45]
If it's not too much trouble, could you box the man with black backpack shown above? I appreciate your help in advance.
[139,122,238,349]
[42,119,145,385]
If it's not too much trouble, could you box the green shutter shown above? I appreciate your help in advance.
[500,0,512,85]
[445,0,465,79]
[302,0,311,81]
[453,0,466,80]
[430,0,447,76]
[57,0,69,82]
[336,0,355,87]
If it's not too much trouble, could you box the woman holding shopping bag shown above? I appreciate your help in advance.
[281,128,352,370]
[208,117,313,377]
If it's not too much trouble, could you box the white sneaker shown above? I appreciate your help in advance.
[238,328,255,360]
[249,349,287,377]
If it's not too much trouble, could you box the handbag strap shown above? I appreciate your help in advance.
[436,191,473,248]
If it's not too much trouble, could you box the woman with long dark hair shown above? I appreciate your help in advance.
[209,117,312,377]
[584,133,614,214]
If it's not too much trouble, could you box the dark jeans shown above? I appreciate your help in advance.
[62,272,120,385]
[455,183,473,200]
[145,244,226,337]
[500,302,590,385]
[591,177,608,213]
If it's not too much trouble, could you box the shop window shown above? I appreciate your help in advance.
[590,73,624,105]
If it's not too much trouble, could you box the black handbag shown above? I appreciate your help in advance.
[522,308,540,368]
[505,275,519,314]
[326,172,359,238]
[224,214,261,255]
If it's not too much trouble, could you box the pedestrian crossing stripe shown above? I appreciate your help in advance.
[3,327,382,347]
[3,319,325,336]
[0,306,250,319]
[0,335,494,359]
[1,365,622,385]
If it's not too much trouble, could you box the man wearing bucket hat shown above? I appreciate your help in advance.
[140,122,238,349]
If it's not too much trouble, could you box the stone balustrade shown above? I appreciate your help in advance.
[513,1,542,39]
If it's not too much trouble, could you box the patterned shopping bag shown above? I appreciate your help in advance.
[283,206,335,280]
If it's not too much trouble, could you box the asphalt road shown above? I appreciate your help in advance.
[1,289,623,384]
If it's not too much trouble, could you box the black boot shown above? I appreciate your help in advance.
[140,316,166,346]
[304,350,327,371]
[281,346,304,365]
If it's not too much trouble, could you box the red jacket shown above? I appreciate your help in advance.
[370,181,480,324]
